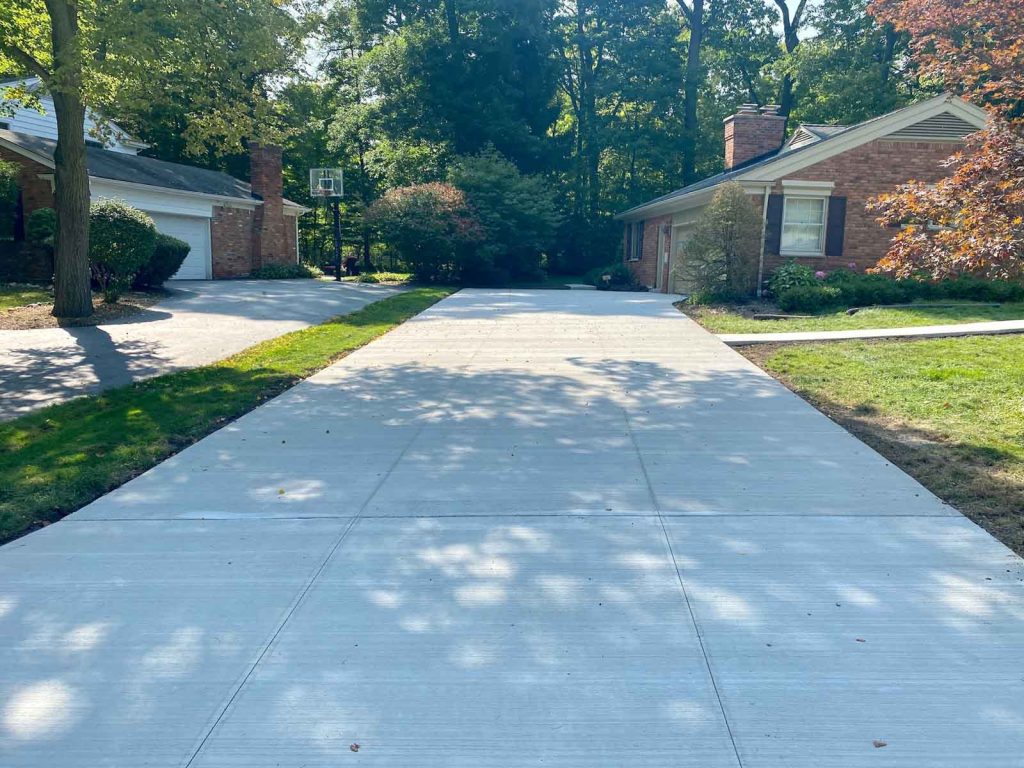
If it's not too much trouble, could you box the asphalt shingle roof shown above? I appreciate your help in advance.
[1,128,255,201]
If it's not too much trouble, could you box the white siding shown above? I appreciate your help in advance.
[1,93,141,154]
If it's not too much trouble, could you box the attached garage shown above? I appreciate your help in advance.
[147,212,211,280]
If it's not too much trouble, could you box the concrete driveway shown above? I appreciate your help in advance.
[0,279,402,420]
[1,289,1022,767]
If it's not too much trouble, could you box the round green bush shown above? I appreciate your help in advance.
[89,201,157,303]
[134,233,191,288]
[25,208,57,246]
[776,284,843,313]
[768,261,817,297]
[585,263,646,292]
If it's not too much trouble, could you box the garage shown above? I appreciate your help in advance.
[147,212,212,280]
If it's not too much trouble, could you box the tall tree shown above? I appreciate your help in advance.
[869,0,1024,279]
[0,0,301,317]
[675,0,718,185]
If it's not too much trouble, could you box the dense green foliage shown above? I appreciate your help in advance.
[87,201,157,302]
[586,263,646,292]
[0,287,453,542]
[249,263,324,280]
[133,234,191,288]
[447,149,561,283]
[25,208,57,246]
[772,268,1024,312]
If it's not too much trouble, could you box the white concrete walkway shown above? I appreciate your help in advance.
[720,317,1024,345]
[1,289,1022,767]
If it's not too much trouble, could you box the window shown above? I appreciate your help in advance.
[626,221,644,262]
[781,196,827,255]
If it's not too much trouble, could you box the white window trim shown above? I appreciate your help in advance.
[780,194,829,257]
[780,179,835,196]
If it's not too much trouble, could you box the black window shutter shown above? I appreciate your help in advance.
[824,196,847,257]
[624,223,632,260]
[637,220,645,259]
[764,194,784,255]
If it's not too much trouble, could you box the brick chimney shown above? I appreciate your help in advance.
[249,142,287,269]
[723,104,786,170]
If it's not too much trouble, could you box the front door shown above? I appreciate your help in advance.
[656,227,668,292]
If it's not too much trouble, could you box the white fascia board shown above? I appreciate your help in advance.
[617,187,719,222]
[737,95,987,184]
[781,180,835,196]
[88,176,260,210]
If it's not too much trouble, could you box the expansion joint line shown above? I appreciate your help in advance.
[622,408,745,768]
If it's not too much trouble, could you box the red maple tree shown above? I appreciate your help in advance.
[868,0,1024,279]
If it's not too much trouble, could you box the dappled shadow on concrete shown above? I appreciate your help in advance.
[2,289,1023,767]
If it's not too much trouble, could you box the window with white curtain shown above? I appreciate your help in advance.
[781,197,827,255]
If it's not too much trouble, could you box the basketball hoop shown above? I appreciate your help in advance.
[309,168,345,280]
[309,168,344,199]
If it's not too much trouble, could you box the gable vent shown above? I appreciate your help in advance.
[885,112,980,141]
[785,127,819,152]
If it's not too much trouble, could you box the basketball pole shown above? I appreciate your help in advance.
[332,198,342,282]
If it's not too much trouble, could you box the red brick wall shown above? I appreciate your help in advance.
[0,146,54,218]
[211,205,255,278]
[725,110,786,170]
[249,143,291,268]
[623,215,671,290]
[764,138,959,275]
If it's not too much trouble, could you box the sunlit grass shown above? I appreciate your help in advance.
[687,301,1024,334]
[749,335,1024,553]
[0,283,51,311]
[0,286,454,542]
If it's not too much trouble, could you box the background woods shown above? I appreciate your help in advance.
[2,0,993,296]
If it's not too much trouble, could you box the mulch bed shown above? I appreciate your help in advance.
[0,291,168,330]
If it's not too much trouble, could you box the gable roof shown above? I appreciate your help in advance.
[616,94,988,221]
[0,128,307,211]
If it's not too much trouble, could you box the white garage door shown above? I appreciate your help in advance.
[147,213,211,280]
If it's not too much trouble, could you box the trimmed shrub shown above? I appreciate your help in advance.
[25,208,57,246]
[586,263,647,292]
[88,200,157,303]
[776,284,843,313]
[249,262,324,279]
[365,183,482,284]
[768,261,817,296]
[934,275,1024,302]
[678,182,762,299]
[134,234,191,288]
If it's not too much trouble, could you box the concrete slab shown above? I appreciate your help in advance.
[3,288,1023,766]
[0,279,402,419]
[187,517,739,767]
[719,317,1024,346]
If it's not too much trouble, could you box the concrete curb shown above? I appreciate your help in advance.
[719,318,1024,346]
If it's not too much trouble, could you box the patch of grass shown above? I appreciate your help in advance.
[746,335,1024,554]
[0,286,454,543]
[0,283,51,311]
[686,300,1024,334]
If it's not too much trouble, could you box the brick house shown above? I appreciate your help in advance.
[0,77,306,281]
[616,94,988,293]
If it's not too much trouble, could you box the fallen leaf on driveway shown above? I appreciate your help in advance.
[873,740,887,748]
[350,743,360,752]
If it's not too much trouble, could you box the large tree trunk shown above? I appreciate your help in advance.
[680,0,704,185]
[47,0,92,318]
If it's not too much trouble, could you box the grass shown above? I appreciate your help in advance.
[746,335,1024,554]
[0,286,454,543]
[686,300,1024,334]
[0,283,52,311]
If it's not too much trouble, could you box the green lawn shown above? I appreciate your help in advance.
[748,335,1024,554]
[687,301,1024,334]
[0,283,52,311]
[0,286,454,543]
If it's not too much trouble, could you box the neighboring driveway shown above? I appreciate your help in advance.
[1,289,1021,767]
[0,279,402,419]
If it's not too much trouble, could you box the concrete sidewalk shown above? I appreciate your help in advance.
[1,289,1022,767]
[0,279,402,419]
[720,317,1024,345]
